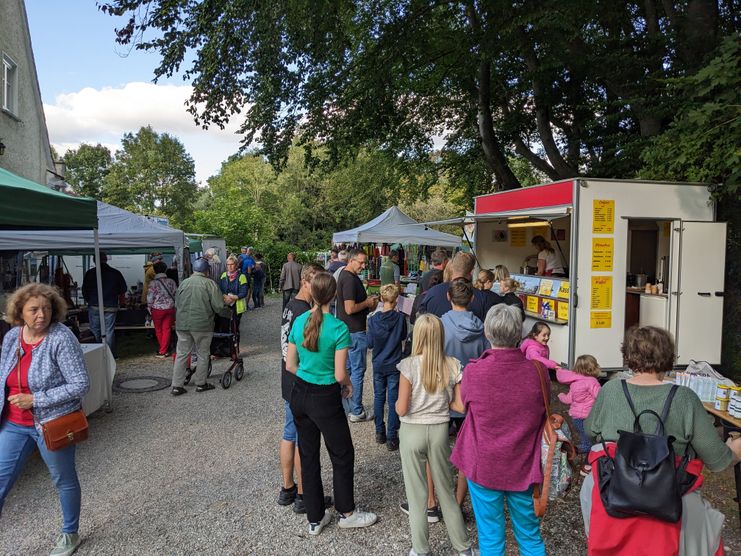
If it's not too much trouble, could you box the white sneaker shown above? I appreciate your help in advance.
[50,533,81,556]
[409,550,431,556]
[338,509,377,528]
[348,410,374,423]
[308,510,332,536]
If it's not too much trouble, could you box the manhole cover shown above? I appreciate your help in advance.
[113,375,171,393]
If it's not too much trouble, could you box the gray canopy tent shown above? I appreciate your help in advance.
[332,206,461,247]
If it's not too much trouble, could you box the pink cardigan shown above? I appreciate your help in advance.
[556,368,601,419]
[520,337,559,369]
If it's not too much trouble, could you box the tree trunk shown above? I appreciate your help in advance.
[477,60,521,191]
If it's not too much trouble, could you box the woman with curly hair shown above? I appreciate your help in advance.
[0,283,90,556]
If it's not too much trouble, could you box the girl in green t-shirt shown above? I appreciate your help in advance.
[286,272,378,536]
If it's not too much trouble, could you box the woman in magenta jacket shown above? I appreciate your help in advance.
[451,304,547,556]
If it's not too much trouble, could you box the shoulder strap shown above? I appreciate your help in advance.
[620,380,638,418]
[154,278,176,301]
[660,384,679,424]
[534,361,551,416]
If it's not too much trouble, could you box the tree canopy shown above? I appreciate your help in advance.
[63,143,112,199]
[101,0,739,192]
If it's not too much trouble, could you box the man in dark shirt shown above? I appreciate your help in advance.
[336,249,379,422]
[82,252,127,356]
[279,262,324,513]
[419,249,448,293]
[419,252,499,321]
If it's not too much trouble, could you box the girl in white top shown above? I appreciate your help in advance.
[531,235,565,276]
[396,314,475,556]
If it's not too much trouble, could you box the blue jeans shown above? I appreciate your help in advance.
[467,480,545,556]
[347,332,368,416]
[373,371,400,439]
[283,400,298,443]
[0,420,81,533]
[88,307,117,356]
[572,418,592,453]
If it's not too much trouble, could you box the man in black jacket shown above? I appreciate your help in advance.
[82,252,127,356]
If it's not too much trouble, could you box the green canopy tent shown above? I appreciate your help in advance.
[0,166,113,410]
[0,167,97,229]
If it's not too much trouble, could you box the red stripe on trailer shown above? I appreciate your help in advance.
[474,180,574,214]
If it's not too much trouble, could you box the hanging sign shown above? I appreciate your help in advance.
[532,226,549,239]
[592,200,615,234]
[590,311,612,329]
[591,238,614,272]
[510,228,527,247]
[591,276,613,310]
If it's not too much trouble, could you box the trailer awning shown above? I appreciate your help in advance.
[421,205,572,226]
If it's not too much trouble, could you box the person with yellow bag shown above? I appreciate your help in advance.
[220,255,248,327]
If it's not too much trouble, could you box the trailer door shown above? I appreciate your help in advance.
[671,221,727,365]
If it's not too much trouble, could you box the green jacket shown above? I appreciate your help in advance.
[380,259,399,286]
[175,272,226,331]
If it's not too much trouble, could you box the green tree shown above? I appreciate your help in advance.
[103,126,198,227]
[102,0,737,192]
[62,143,112,198]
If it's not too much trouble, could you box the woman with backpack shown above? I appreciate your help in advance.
[450,304,548,556]
[582,326,741,555]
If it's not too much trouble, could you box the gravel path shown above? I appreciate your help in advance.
[1,298,739,555]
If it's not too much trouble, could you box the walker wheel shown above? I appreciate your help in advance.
[207,359,213,378]
[221,370,232,389]
[184,368,193,386]
[235,361,245,381]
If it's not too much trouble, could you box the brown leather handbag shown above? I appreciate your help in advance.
[41,409,89,451]
[16,334,89,451]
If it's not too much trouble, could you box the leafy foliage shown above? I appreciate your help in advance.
[62,143,113,198]
[102,126,198,228]
[100,0,738,192]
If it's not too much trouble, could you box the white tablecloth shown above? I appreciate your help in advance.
[80,343,116,415]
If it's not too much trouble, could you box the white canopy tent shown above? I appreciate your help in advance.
[332,206,461,247]
[0,201,187,277]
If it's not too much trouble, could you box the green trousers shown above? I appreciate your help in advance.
[399,421,471,554]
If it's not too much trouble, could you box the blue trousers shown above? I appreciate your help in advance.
[0,420,81,533]
[347,332,368,416]
[88,307,117,356]
[572,418,592,454]
[467,480,545,556]
[373,371,400,439]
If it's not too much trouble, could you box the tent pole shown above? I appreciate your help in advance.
[93,229,112,412]
[461,226,480,269]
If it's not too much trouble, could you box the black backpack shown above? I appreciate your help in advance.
[596,381,696,523]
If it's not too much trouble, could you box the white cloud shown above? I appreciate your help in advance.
[44,82,248,183]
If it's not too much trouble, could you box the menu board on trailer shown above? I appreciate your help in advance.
[591,238,614,271]
[592,200,615,234]
[591,276,613,310]
[510,228,527,247]
[590,311,612,328]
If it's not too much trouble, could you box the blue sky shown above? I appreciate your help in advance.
[25,0,244,183]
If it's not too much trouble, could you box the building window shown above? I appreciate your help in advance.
[2,54,18,115]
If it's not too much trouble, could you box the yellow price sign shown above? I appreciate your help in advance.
[591,238,614,272]
[591,276,613,310]
[557,301,569,321]
[526,296,539,313]
[593,200,615,234]
[510,228,527,247]
[590,311,612,329]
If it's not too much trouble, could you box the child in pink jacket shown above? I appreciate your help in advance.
[556,354,601,474]
[520,322,560,369]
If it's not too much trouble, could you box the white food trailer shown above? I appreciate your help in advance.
[450,178,726,371]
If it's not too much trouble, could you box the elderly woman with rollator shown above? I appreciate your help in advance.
[0,283,90,556]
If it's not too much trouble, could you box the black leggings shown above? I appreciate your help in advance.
[289,376,355,523]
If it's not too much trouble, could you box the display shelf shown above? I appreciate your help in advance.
[524,310,568,325]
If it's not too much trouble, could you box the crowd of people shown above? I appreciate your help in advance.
[276,247,741,555]
[2,245,741,556]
